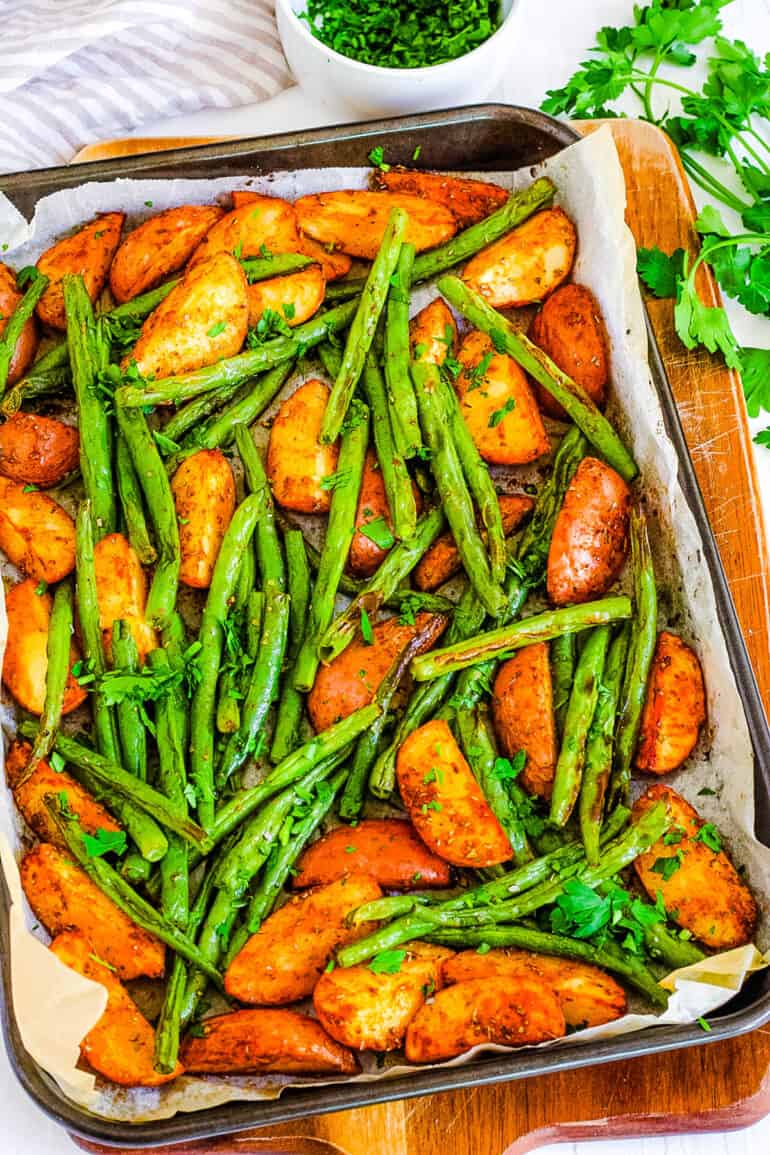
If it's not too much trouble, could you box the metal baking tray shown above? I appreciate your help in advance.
[2,104,770,1148]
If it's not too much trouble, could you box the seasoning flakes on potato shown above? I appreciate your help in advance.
[266,378,339,514]
[181,1008,359,1075]
[462,206,577,308]
[295,190,457,260]
[246,264,325,329]
[492,642,557,798]
[529,283,609,419]
[414,492,534,592]
[2,579,86,716]
[171,448,236,589]
[409,297,457,366]
[109,203,225,303]
[292,818,451,890]
[93,532,157,661]
[373,168,509,229]
[36,213,124,331]
[297,233,353,281]
[190,192,301,265]
[0,262,39,384]
[0,413,79,488]
[0,476,76,582]
[635,632,706,774]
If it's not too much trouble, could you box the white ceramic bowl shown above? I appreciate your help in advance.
[275,0,519,117]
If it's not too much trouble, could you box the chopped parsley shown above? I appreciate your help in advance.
[83,827,128,858]
[320,468,351,491]
[369,949,407,974]
[488,397,516,427]
[368,146,390,171]
[360,607,374,644]
[207,321,227,338]
[360,515,395,550]
[694,822,722,853]
[651,852,684,881]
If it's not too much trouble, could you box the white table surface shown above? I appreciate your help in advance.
[4,1,770,1152]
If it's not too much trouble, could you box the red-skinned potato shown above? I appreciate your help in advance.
[529,283,609,419]
[93,532,157,661]
[190,192,300,266]
[23,846,166,980]
[307,612,447,732]
[409,298,457,366]
[109,204,225,303]
[266,378,339,514]
[295,190,457,260]
[396,719,513,867]
[2,578,86,716]
[225,874,383,1005]
[455,330,550,465]
[0,476,75,581]
[0,262,39,384]
[171,449,236,589]
[246,265,325,328]
[405,975,566,1062]
[633,784,757,949]
[373,169,509,229]
[181,1008,359,1075]
[36,213,124,330]
[463,207,577,308]
[492,643,557,798]
[125,252,248,380]
[635,632,706,773]
[50,931,180,1085]
[313,942,454,1051]
[546,457,631,605]
[414,492,534,592]
[0,412,79,487]
[292,818,451,890]
[348,448,422,578]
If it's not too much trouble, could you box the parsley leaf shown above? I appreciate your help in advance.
[493,752,526,781]
[82,827,128,858]
[207,321,227,338]
[488,397,516,427]
[651,852,684,881]
[360,515,395,550]
[369,949,407,974]
[368,146,390,172]
[320,468,351,491]
[694,822,722,853]
[360,607,374,644]
[637,246,687,298]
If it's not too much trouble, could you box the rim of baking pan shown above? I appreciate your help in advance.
[1,104,769,1148]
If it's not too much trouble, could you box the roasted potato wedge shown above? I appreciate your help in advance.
[109,204,225,303]
[0,262,39,384]
[313,942,454,1051]
[126,252,248,380]
[396,719,513,867]
[546,456,631,605]
[93,532,157,661]
[292,818,451,890]
[635,632,706,774]
[0,475,76,581]
[21,844,165,980]
[492,643,557,799]
[455,330,550,465]
[246,265,325,328]
[295,190,457,260]
[2,578,86,716]
[36,213,124,330]
[0,413,79,488]
[529,283,609,419]
[442,949,627,1029]
[405,975,565,1062]
[190,192,300,266]
[373,169,509,230]
[348,448,422,578]
[463,207,577,308]
[225,874,382,1005]
[6,740,120,849]
[298,233,352,281]
[266,378,339,514]
[171,449,236,589]
[633,784,757,949]
[307,612,446,732]
[181,1007,359,1074]
[50,931,180,1085]
[409,298,457,366]
[414,492,534,592]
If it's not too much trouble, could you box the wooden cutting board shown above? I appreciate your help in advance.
[72,119,770,1154]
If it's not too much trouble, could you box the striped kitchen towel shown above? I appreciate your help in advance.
[0,0,292,174]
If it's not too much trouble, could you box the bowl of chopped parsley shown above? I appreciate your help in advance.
[276,0,519,116]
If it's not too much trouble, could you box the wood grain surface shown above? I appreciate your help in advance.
[72,118,770,1154]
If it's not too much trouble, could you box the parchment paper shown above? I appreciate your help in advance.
[0,128,768,1123]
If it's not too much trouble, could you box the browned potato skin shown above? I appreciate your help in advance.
[635,632,706,774]
[348,448,422,578]
[246,265,325,328]
[463,206,577,309]
[0,262,39,384]
[50,931,181,1086]
[181,1007,359,1075]
[0,476,76,581]
[292,818,451,890]
[190,193,301,266]
[396,719,513,867]
[373,169,509,230]
[442,950,627,1029]
[492,643,557,799]
[529,283,609,420]
[109,204,225,303]
[298,234,353,281]
[405,975,565,1062]
[266,378,339,514]
[93,533,157,661]
[307,612,446,732]
[36,213,124,331]
[2,579,86,715]
[633,785,757,950]
[455,330,550,466]
[409,298,457,366]
[224,874,382,1006]
[414,493,534,592]
[125,252,248,380]
[546,456,631,606]
[6,740,121,849]
[22,845,166,980]
[313,943,454,1051]
[0,413,79,488]
[171,449,236,589]
[295,191,457,261]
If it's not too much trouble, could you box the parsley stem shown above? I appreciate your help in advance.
[680,151,751,214]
